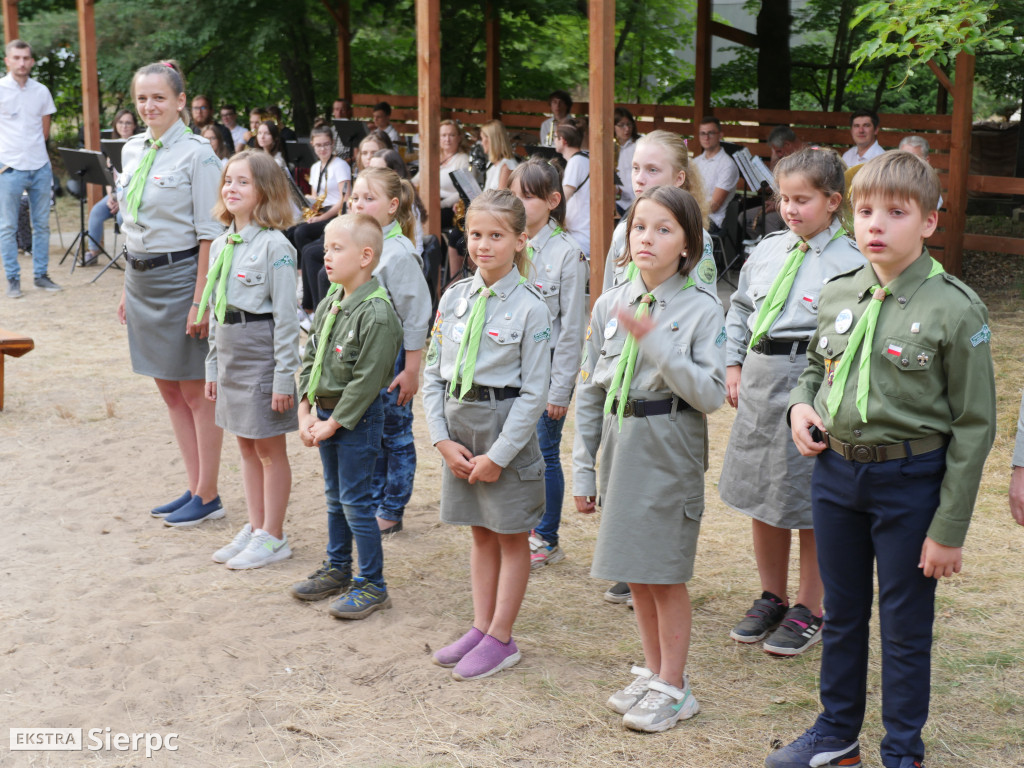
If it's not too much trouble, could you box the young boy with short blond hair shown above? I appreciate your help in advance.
[770,151,997,768]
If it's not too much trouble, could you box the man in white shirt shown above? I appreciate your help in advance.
[691,116,739,234]
[219,104,247,151]
[555,121,590,256]
[539,90,572,147]
[0,40,60,298]
[372,101,400,144]
[841,109,884,168]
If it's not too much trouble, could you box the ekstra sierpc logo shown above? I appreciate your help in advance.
[10,728,178,757]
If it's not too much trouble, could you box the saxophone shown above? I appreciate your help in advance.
[302,191,327,221]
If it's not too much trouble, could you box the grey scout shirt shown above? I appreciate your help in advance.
[527,219,589,407]
[118,119,223,254]
[602,218,719,294]
[377,220,431,352]
[422,267,551,468]
[573,270,727,498]
[725,219,864,366]
[204,224,301,395]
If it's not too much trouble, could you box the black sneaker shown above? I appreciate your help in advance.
[604,582,631,604]
[328,578,391,619]
[290,561,351,601]
[729,591,787,643]
[33,274,62,291]
[763,604,823,656]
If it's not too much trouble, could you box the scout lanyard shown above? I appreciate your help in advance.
[124,138,162,220]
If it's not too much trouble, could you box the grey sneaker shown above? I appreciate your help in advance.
[622,676,699,732]
[34,274,62,292]
[289,561,351,601]
[6,277,22,298]
[607,665,655,714]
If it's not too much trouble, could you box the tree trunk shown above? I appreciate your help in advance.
[831,0,856,111]
[279,15,317,136]
[757,0,790,109]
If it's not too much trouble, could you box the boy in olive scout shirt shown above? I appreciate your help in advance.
[769,152,996,768]
[289,214,403,620]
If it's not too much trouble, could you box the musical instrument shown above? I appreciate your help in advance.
[302,191,327,221]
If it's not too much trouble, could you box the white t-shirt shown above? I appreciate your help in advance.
[617,138,637,208]
[842,141,884,168]
[484,157,518,191]
[692,148,739,229]
[227,123,247,150]
[0,74,56,171]
[382,124,400,144]
[563,151,590,256]
[309,157,351,208]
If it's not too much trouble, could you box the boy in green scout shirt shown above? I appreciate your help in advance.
[768,151,996,768]
[289,213,403,620]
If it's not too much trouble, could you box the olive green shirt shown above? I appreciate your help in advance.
[297,278,403,430]
[789,250,997,547]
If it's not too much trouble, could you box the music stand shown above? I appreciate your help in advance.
[101,139,129,173]
[730,147,777,239]
[57,147,117,275]
[333,119,367,151]
[525,145,559,161]
[285,139,317,169]
[450,169,483,205]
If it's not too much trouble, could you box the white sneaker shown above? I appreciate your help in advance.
[607,666,655,714]
[226,529,292,570]
[212,523,252,563]
[622,676,699,732]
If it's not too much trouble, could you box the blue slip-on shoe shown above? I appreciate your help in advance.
[150,490,192,518]
[765,728,861,767]
[163,495,224,527]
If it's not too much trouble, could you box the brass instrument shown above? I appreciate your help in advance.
[546,119,555,146]
[302,191,327,221]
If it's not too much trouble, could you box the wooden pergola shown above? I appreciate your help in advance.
[5,0,1018,290]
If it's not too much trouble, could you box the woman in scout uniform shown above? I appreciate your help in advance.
[573,186,726,733]
[201,150,301,569]
[116,60,226,526]
[507,159,589,570]
[719,148,864,656]
[422,189,551,681]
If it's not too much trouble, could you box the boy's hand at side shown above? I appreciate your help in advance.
[790,403,827,456]
[1010,466,1024,526]
[205,382,217,402]
[919,536,962,579]
[575,496,596,514]
[298,409,316,447]
[437,439,474,479]
[308,416,340,446]
[726,364,742,408]
[388,367,419,405]
[468,454,502,484]
[546,404,568,420]
[271,393,294,413]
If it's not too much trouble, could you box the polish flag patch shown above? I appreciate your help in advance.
[887,344,903,356]
[802,294,815,304]
[335,345,343,354]
[236,272,246,279]
[487,329,500,338]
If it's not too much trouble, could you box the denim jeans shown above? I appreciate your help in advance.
[0,164,52,280]
[372,349,417,523]
[532,410,566,545]
[87,196,122,254]
[318,398,386,589]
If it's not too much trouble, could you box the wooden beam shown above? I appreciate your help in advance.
[484,2,500,121]
[588,0,614,303]
[693,0,712,129]
[944,51,974,277]
[966,174,1024,196]
[336,1,350,101]
[709,20,757,48]
[927,59,953,95]
[2,0,17,45]
[963,233,1024,257]
[77,0,102,212]
[416,0,440,240]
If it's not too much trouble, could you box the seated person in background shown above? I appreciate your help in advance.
[332,98,352,119]
[741,124,804,239]
[219,104,247,151]
[614,107,638,213]
[244,108,268,149]
[256,120,288,170]
[556,120,591,257]
[266,105,297,142]
[412,118,470,230]
[841,109,884,168]
[480,119,519,191]
[355,130,394,175]
[372,101,400,144]
[539,89,572,147]
[692,115,739,234]
[201,125,230,163]
[189,94,234,154]
[82,108,137,266]
[898,135,943,209]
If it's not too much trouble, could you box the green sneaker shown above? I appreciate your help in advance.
[328,578,392,620]
[289,561,351,601]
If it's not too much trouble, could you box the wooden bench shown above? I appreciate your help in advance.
[0,329,34,410]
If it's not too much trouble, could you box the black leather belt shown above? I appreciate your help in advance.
[316,396,339,410]
[827,433,948,463]
[750,338,809,356]
[445,384,521,402]
[222,310,273,325]
[610,396,691,418]
[125,246,200,271]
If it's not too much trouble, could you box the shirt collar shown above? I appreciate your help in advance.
[469,265,523,300]
[626,270,689,307]
[529,219,558,252]
[857,141,881,160]
[230,221,264,242]
[145,119,188,149]
[784,217,845,254]
[873,248,935,309]
[383,220,401,238]
[337,277,381,309]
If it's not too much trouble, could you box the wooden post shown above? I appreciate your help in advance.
[2,0,17,45]
[693,0,712,128]
[336,0,350,101]
[484,2,500,121]
[945,51,974,277]
[416,0,440,240]
[77,0,102,212]
[588,0,614,303]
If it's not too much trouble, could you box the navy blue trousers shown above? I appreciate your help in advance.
[811,446,946,768]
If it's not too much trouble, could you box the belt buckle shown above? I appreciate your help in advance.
[130,256,145,271]
[751,339,765,355]
[463,387,478,402]
[852,444,875,462]
[622,400,634,418]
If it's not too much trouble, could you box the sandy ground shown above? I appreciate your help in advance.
[1,229,1023,768]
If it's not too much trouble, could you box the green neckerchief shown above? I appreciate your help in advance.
[325,220,401,299]
[749,227,847,350]
[195,233,243,325]
[526,223,564,261]
[604,274,695,430]
[449,275,528,400]
[124,138,162,220]
[306,284,391,405]
[826,257,944,422]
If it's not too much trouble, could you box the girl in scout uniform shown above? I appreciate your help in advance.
[343,168,432,534]
[116,61,226,527]
[507,159,589,569]
[199,151,301,569]
[573,186,726,733]
[422,190,551,681]
[719,148,864,656]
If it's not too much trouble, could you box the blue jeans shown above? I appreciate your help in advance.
[0,164,52,280]
[372,350,417,523]
[318,399,386,589]
[811,446,945,768]
[87,196,122,254]
[532,410,566,545]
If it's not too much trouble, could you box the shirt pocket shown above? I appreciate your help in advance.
[533,278,561,319]
[331,340,361,385]
[748,281,770,308]
[877,336,938,402]
[150,171,191,200]
[794,288,820,317]
[482,322,524,348]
